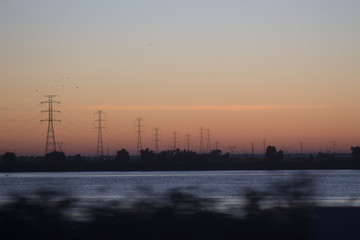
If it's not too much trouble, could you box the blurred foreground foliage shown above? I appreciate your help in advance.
[0,176,359,240]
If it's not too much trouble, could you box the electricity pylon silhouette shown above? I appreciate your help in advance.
[95,111,105,158]
[206,129,212,153]
[153,128,160,153]
[228,146,236,155]
[135,118,143,156]
[199,127,205,154]
[57,142,64,152]
[263,139,266,153]
[251,142,254,158]
[214,141,220,150]
[172,131,178,150]
[41,95,60,155]
[186,134,191,151]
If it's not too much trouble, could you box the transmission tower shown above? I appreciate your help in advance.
[186,134,191,151]
[135,118,144,156]
[251,142,254,158]
[95,111,105,158]
[199,127,205,153]
[172,131,178,150]
[153,128,160,153]
[57,142,64,152]
[41,95,60,155]
[228,146,236,155]
[214,141,220,150]
[263,139,266,153]
[206,129,212,153]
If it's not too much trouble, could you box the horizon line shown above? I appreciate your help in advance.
[71,104,329,111]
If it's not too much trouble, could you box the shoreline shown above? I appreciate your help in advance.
[1,158,360,172]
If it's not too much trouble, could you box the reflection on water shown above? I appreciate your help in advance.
[1,170,360,206]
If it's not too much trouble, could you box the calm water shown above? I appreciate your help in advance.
[1,170,360,206]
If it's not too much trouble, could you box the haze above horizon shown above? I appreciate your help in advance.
[1,0,359,156]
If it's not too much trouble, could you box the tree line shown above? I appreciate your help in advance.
[2,145,360,162]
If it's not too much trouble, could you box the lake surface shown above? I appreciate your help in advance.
[1,170,360,207]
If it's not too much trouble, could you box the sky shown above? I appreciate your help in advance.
[1,0,360,156]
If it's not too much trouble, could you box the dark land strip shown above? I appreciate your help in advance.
[1,158,360,172]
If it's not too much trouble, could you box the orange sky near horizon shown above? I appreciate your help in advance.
[1,100,359,156]
[1,1,360,156]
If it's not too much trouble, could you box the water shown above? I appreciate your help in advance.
[1,170,360,207]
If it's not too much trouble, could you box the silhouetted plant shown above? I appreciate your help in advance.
[265,146,284,160]
[0,190,75,240]
[140,148,156,161]
[73,154,83,161]
[45,151,66,161]
[350,146,360,160]
[209,150,222,160]
[0,176,331,240]
[2,152,16,162]
[317,151,330,159]
[157,150,173,161]
[265,146,277,159]
[276,149,285,161]
[173,149,197,161]
[243,175,313,240]
[116,148,130,161]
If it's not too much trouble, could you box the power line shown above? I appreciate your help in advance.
[4,126,44,143]
[57,121,86,140]
[1,114,40,133]
[60,106,92,125]
[103,125,122,150]
[1,103,41,122]
[41,95,60,155]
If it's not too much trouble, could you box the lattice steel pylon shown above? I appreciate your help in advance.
[41,95,60,155]
[153,128,160,153]
[214,141,220,150]
[199,127,205,154]
[186,134,191,151]
[206,129,212,153]
[95,110,105,158]
[251,142,254,158]
[135,118,144,156]
[172,131,178,150]
[228,146,236,155]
